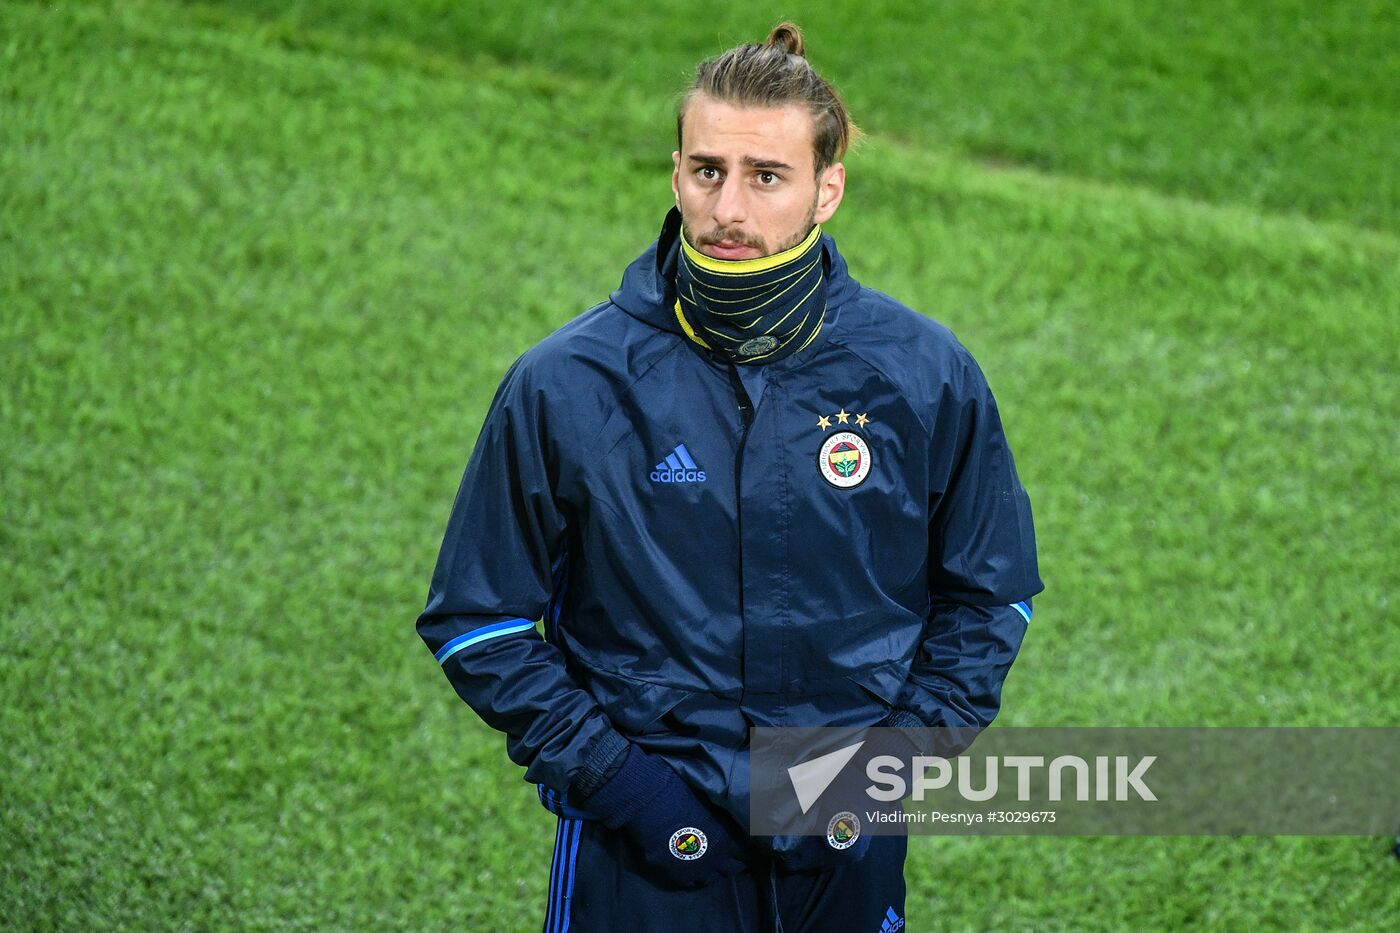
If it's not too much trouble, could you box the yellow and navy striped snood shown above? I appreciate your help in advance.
[673,225,827,365]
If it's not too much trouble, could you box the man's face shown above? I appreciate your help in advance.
[672,94,846,260]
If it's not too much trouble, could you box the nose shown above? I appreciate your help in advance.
[712,174,748,229]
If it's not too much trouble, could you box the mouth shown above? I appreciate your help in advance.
[702,240,763,260]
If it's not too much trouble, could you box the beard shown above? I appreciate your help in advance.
[679,194,819,258]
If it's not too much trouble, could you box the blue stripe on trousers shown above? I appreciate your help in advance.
[561,819,582,932]
[544,818,582,933]
[544,819,564,932]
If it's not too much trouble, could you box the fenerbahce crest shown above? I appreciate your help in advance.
[818,431,872,488]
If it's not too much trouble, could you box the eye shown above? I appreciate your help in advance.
[756,171,779,186]
[697,166,721,182]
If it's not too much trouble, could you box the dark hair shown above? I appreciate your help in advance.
[677,22,859,174]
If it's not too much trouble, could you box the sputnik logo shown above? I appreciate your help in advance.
[787,740,865,814]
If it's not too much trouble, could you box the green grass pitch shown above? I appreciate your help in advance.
[2,0,1397,928]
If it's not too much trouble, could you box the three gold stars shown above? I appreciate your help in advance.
[816,409,871,431]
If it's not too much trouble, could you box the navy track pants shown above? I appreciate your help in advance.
[541,817,908,933]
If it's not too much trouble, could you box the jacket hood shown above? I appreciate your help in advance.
[609,207,862,344]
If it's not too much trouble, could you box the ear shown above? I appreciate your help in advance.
[813,162,846,224]
[671,150,682,206]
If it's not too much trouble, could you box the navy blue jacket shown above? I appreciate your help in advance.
[417,209,1042,827]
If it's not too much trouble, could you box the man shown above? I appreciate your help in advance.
[417,23,1040,932]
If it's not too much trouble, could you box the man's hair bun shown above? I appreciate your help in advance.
[681,20,857,173]
[765,22,805,57]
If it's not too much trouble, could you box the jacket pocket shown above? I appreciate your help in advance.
[842,659,907,717]
[585,668,692,737]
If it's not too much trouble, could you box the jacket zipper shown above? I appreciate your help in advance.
[725,362,754,621]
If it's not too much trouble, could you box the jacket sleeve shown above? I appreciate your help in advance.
[888,347,1043,732]
[416,353,629,798]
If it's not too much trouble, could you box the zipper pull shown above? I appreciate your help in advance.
[725,362,754,424]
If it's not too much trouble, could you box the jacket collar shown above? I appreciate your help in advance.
[610,208,860,369]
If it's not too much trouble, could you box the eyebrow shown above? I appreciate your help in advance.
[687,153,795,172]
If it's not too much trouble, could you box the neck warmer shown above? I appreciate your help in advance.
[673,224,827,365]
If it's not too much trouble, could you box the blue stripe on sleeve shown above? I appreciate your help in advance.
[434,619,535,664]
[1011,601,1032,623]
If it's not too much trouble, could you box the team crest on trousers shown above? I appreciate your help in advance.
[819,431,871,488]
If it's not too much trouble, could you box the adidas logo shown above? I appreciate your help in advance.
[880,906,905,933]
[650,443,707,484]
